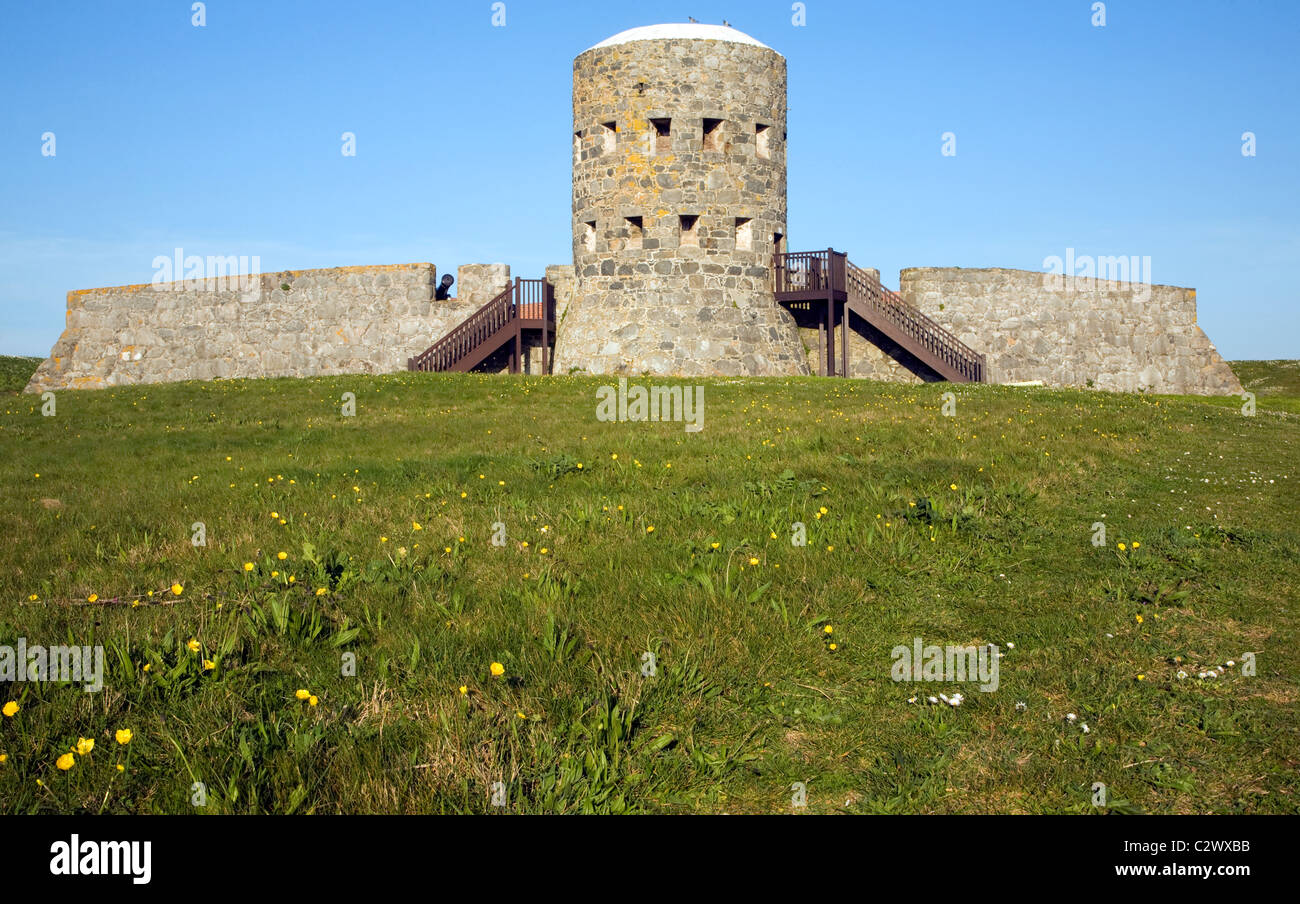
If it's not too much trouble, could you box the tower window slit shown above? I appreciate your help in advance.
[650,117,671,154]
[679,214,699,248]
[702,117,723,151]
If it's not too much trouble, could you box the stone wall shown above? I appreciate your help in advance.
[456,263,511,307]
[553,31,807,376]
[25,263,479,392]
[898,267,1242,394]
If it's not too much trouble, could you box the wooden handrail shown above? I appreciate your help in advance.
[408,278,556,373]
[773,249,987,383]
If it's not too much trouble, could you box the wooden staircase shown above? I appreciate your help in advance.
[408,277,556,374]
[774,248,986,383]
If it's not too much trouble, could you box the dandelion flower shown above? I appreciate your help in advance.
[277,551,287,560]
[171,583,183,596]
[490,662,505,678]
[1132,541,1140,549]
[308,695,318,706]
[1117,543,1126,551]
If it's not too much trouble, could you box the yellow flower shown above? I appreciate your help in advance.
[316,587,328,596]
[1135,614,1144,624]
[115,729,133,745]
[749,557,759,565]
[710,542,720,549]
[826,545,835,552]
[271,570,279,578]
[270,511,279,519]
[2,701,18,717]
[1117,543,1126,551]
[243,562,254,571]
[277,551,287,560]
[828,643,838,651]
[75,737,94,755]
[949,484,958,491]
[490,662,505,678]
[171,583,183,596]
[819,507,828,515]
[823,625,834,635]
[308,695,319,706]
[186,638,200,653]
[646,526,654,533]
[1132,541,1140,549]
[295,689,311,700]
[203,659,215,671]
[460,492,467,498]
[116,764,124,772]
[28,594,37,601]
[0,754,7,763]
[56,753,76,771]
[517,711,526,719]
[87,594,98,603]
[1136,674,1146,681]
[412,522,422,531]
[540,548,548,555]
[459,685,468,695]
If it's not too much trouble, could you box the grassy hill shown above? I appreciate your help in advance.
[1,357,1296,813]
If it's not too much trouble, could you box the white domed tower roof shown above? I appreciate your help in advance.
[587,23,775,53]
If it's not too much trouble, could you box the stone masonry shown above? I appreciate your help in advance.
[899,268,1243,395]
[551,25,808,376]
[25,264,477,392]
[25,23,1242,396]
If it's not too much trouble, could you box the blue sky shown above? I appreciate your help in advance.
[2,0,1296,359]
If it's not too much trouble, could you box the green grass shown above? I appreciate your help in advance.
[1233,359,1300,401]
[1,357,1296,814]
[0,356,41,394]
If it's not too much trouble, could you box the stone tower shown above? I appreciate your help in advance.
[551,24,808,376]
